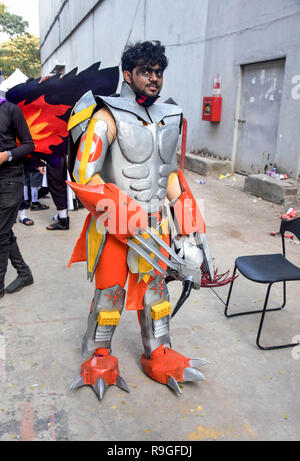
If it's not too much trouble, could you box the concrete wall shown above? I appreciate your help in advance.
[39,0,209,152]
[199,0,300,177]
[39,0,101,70]
[39,0,300,178]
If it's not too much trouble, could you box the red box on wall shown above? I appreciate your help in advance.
[202,96,222,122]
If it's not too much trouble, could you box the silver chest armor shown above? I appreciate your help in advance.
[100,83,182,213]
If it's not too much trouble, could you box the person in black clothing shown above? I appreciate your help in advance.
[18,157,49,226]
[0,96,35,298]
[45,158,70,230]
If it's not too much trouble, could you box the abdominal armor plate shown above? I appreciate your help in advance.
[101,107,181,213]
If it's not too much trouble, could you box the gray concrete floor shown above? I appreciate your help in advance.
[0,171,299,441]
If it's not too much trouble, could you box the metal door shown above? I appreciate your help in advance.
[235,59,285,175]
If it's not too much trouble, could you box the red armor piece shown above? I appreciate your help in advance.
[66,181,148,242]
[141,345,190,384]
[81,348,119,387]
[77,131,103,163]
[173,169,206,235]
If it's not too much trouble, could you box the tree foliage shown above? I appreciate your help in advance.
[0,34,41,79]
[0,2,40,79]
[0,2,28,37]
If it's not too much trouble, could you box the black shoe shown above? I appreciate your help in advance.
[31,201,50,211]
[0,289,4,299]
[5,274,34,294]
[46,217,69,230]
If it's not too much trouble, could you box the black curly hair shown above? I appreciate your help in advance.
[121,40,168,72]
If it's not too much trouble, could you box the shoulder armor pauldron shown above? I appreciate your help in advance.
[68,90,98,143]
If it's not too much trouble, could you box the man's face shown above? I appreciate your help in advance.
[123,63,164,98]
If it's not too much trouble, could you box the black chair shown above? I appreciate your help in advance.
[224,217,300,350]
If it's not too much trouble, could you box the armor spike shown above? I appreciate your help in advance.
[116,375,130,393]
[93,377,108,400]
[134,234,178,270]
[183,367,206,382]
[171,279,193,318]
[167,376,182,394]
[70,375,85,391]
[127,240,168,276]
[146,227,186,265]
[189,358,210,367]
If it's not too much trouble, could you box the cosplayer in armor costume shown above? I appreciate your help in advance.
[68,41,212,399]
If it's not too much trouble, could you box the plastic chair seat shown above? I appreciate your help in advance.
[224,217,300,349]
[236,253,300,284]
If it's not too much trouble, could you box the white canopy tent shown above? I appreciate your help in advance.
[0,68,28,92]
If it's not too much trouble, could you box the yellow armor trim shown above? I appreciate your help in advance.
[78,118,97,184]
[159,218,169,236]
[131,223,170,282]
[151,301,172,320]
[67,104,96,131]
[132,232,155,273]
[142,274,151,284]
[139,252,155,274]
[98,311,121,326]
[167,171,179,186]
[87,218,104,275]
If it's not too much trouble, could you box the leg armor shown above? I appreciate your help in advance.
[81,284,125,356]
[140,275,209,394]
[139,274,171,359]
[70,285,129,400]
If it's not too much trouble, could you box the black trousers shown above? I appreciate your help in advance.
[0,180,23,239]
[47,160,68,211]
[0,180,27,290]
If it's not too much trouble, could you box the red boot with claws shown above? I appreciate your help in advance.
[70,348,129,400]
[141,345,209,393]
